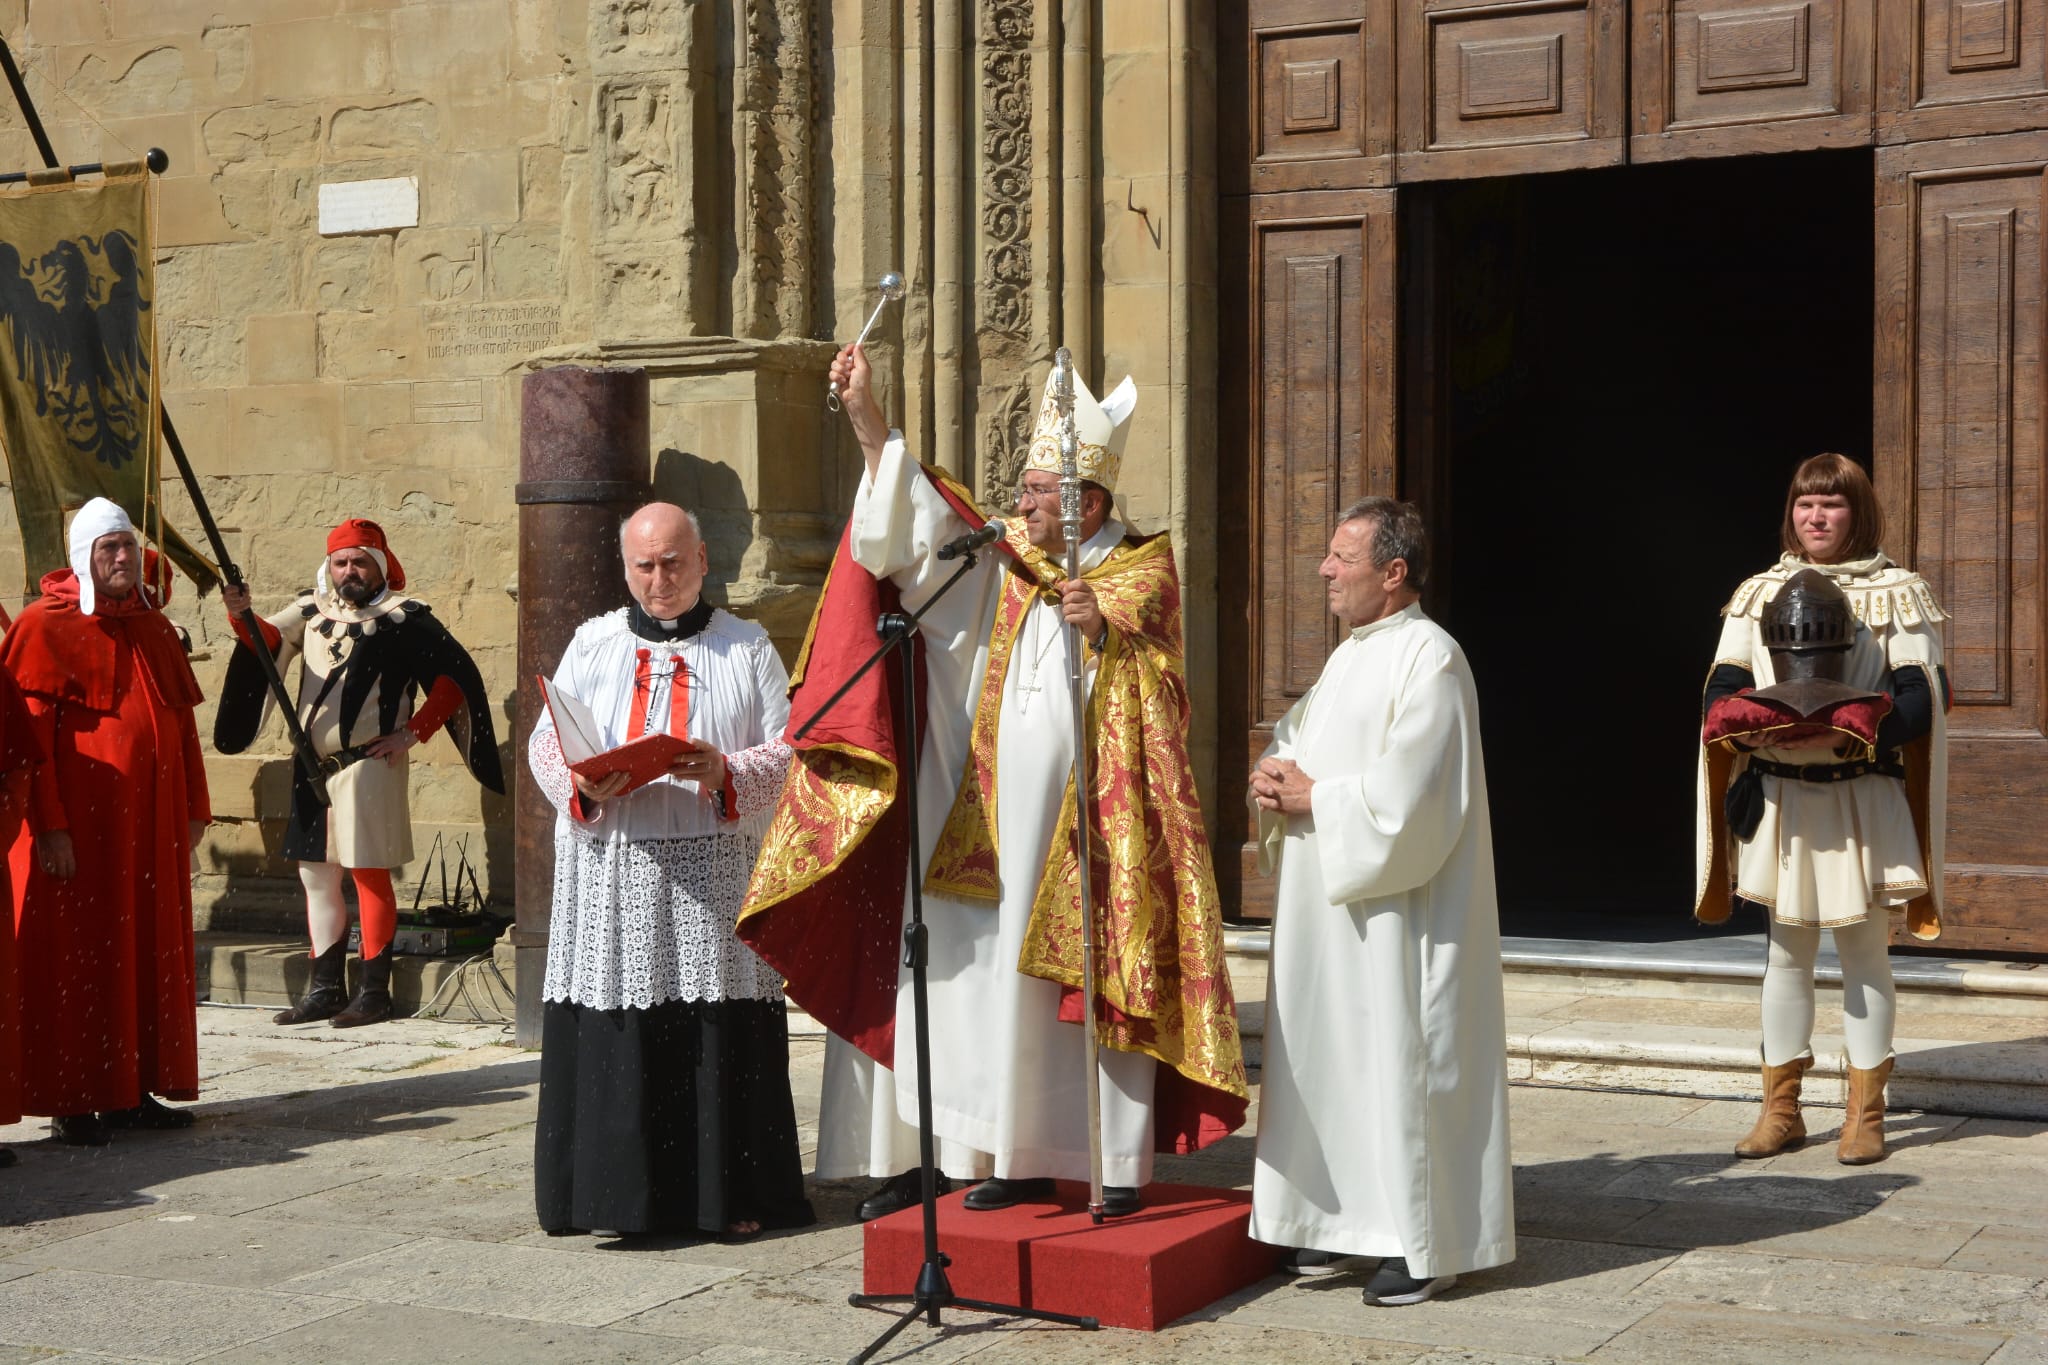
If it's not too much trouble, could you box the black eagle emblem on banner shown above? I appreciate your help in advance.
[0,169,217,595]
[0,230,150,471]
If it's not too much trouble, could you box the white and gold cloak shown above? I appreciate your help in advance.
[1694,552,1949,939]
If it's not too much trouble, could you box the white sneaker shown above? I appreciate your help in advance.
[1282,1247,1370,1276]
[1361,1257,1456,1306]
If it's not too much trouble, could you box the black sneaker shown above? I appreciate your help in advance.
[1282,1247,1370,1276]
[1361,1257,1457,1306]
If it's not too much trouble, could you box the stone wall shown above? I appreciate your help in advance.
[0,0,1219,924]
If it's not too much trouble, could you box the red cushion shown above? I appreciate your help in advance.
[1704,690,1893,749]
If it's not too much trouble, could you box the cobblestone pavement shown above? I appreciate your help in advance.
[0,1005,2043,1364]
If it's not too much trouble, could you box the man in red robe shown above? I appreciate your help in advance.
[3,498,212,1146]
[0,650,42,1167]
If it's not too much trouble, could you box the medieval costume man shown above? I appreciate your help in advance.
[0,653,42,1167]
[1697,453,1949,1166]
[739,344,1246,1222]
[529,502,813,1239]
[216,518,501,1028]
[3,498,212,1146]
[1247,497,1515,1308]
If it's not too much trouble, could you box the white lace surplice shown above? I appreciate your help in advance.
[529,607,793,1010]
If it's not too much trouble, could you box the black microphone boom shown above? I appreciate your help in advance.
[937,520,1004,560]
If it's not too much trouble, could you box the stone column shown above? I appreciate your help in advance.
[734,0,814,339]
[512,366,651,1046]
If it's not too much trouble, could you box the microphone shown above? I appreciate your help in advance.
[937,520,1005,560]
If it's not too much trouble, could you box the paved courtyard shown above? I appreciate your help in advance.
[0,1005,2043,1363]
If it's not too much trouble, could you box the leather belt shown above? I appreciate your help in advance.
[1749,754,1905,784]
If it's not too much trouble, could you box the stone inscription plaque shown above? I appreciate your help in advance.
[424,303,562,361]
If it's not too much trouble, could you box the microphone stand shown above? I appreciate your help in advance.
[796,546,1099,1363]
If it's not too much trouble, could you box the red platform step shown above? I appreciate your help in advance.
[862,1180,1279,1331]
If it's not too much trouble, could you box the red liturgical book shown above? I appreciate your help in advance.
[538,675,687,795]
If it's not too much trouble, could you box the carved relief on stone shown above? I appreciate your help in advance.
[980,2,1035,341]
[594,0,691,67]
[600,81,678,231]
[979,379,1035,504]
[735,0,813,339]
[597,253,682,331]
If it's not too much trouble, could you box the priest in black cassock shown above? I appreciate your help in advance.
[527,501,813,1239]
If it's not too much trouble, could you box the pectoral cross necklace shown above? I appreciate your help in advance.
[1013,604,1062,715]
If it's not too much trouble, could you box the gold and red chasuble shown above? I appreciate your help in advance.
[739,465,1248,1153]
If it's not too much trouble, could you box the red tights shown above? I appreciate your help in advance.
[300,863,398,958]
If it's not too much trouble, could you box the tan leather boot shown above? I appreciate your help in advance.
[1837,1056,1895,1165]
[1734,1055,1812,1158]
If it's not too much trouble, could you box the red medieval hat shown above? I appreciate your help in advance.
[327,518,406,591]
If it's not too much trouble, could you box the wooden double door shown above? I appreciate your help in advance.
[1220,0,2048,953]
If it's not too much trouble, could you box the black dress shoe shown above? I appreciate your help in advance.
[100,1095,196,1131]
[962,1176,1056,1211]
[858,1168,951,1221]
[0,1146,15,1168]
[52,1113,110,1146]
[1100,1185,1142,1218]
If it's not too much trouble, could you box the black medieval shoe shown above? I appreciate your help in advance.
[858,1167,952,1222]
[331,947,395,1029]
[1100,1185,1142,1218]
[100,1095,196,1131]
[274,942,350,1025]
[274,986,349,1025]
[51,1113,110,1147]
[961,1176,1056,1211]
[0,1145,16,1168]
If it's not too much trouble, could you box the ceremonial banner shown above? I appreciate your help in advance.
[0,164,215,595]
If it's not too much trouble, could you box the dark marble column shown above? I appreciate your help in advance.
[513,366,650,1045]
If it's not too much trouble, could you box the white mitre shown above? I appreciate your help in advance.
[1022,364,1138,492]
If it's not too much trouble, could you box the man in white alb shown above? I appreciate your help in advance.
[1248,496,1515,1307]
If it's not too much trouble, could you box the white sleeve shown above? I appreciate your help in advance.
[1252,692,1309,876]
[850,430,979,601]
[724,638,794,823]
[526,637,604,826]
[1306,649,1472,905]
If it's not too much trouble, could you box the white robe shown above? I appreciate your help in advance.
[1248,603,1515,1279]
[814,432,1158,1186]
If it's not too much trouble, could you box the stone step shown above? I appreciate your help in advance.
[203,928,2048,1120]
[1226,929,2048,1121]
[197,932,514,1023]
[1507,1018,2048,1121]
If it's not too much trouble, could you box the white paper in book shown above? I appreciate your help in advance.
[537,674,688,791]
[539,675,606,765]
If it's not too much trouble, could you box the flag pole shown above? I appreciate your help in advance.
[0,39,330,803]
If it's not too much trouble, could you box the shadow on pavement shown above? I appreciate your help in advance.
[0,1057,541,1230]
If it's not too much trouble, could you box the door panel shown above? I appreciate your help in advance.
[1632,0,1877,160]
[1396,0,1629,180]
[1877,130,2048,952]
[1227,0,1397,193]
[1218,189,1398,919]
[1879,0,2048,143]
